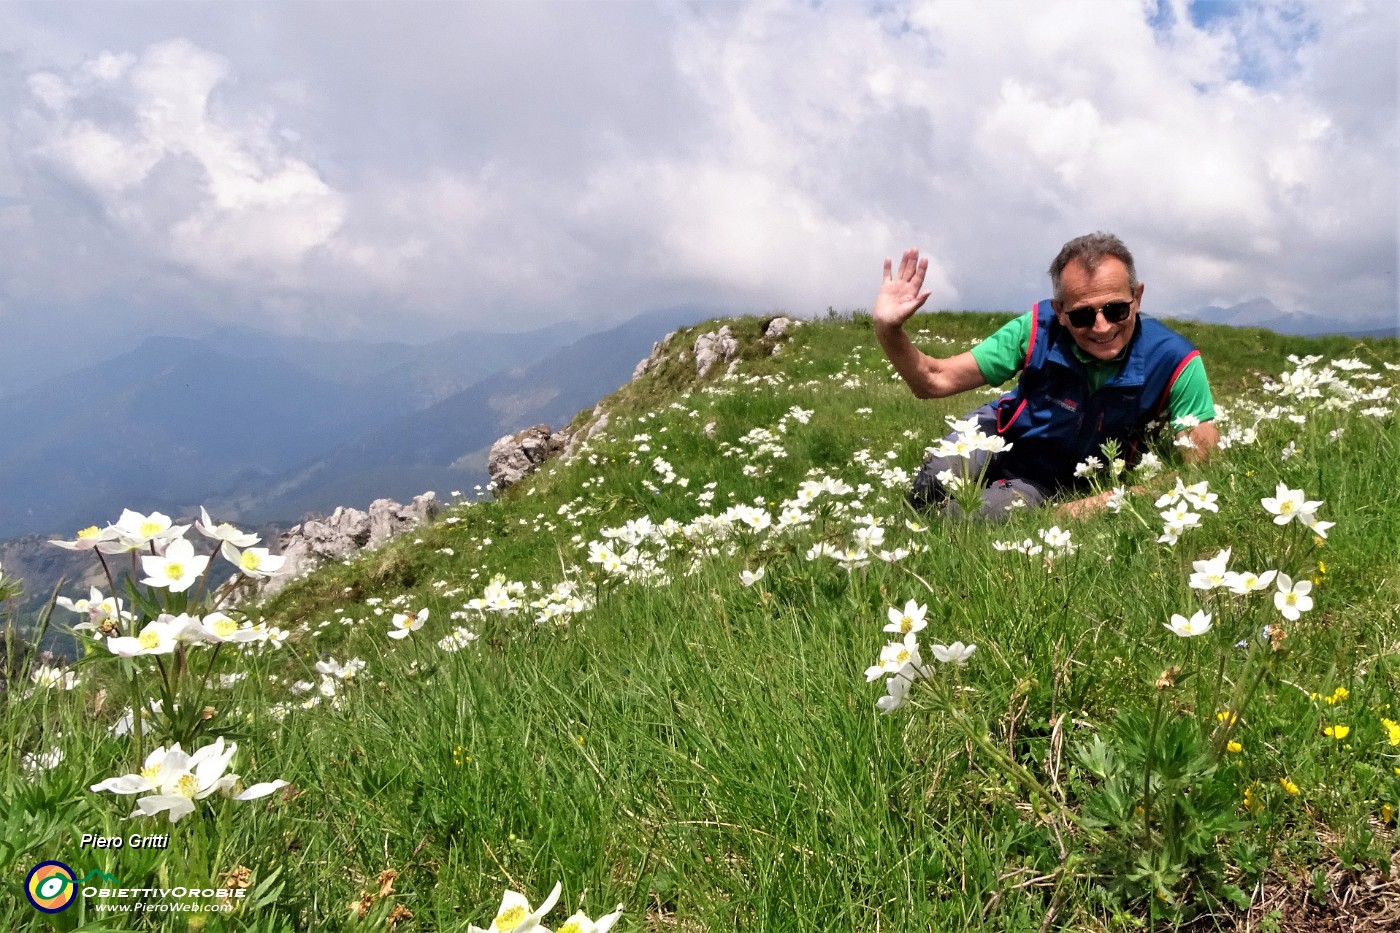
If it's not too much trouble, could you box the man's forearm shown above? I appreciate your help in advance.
[875,321,937,398]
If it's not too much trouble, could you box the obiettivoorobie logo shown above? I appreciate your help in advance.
[25,861,121,913]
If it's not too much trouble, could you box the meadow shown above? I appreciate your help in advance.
[3,310,1398,932]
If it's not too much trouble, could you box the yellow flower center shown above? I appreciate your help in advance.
[140,520,164,537]
[559,922,582,933]
[176,773,200,798]
[898,617,913,633]
[142,764,161,781]
[494,906,527,931]
[77,526,102,539]
[241,551,262,571]
[164,562,186,580]
[212,618,239,638]
[139,630,161,649]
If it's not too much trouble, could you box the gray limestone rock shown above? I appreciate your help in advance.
[694,326,739,378]
[487,424,567,490]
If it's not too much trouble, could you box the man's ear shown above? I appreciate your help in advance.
[1134,281,1145,303]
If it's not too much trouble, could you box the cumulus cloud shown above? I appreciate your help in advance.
[0,0,1392,345]
[22,39,346,284]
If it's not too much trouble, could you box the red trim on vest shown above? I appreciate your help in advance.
[1156,350,1201,415]
[997,398,1028,434]
[1023,304,1039,371]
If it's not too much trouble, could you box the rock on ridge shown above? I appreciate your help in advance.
[632,330,678,380]
[694,325,739,377]
[487,424,568,491]
[255,493,439,598]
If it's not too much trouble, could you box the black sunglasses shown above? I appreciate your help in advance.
[1065,300,1133,329]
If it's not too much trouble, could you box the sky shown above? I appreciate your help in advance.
[0,0,1395,358]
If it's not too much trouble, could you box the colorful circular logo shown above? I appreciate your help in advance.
[26,861,77,913]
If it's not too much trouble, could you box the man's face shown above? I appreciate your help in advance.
[1052,256,1144,361]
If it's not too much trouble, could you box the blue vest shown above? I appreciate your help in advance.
[992,301,1200,489]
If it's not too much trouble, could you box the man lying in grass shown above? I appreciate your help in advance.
[874,231,1220,518]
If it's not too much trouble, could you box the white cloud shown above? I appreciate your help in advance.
[0,0,1392,342]
[22,39,346,287]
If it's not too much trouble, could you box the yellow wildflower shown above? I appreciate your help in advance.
[1325,686,1349,705]
[1226,741,1243,754]
[1279,777,1300,795]
[1216,710,1239,726]
[1382,803,1395,825]
[1323,724,1350,740]
[1381,718,1400,746]
[1243,781,1263,812]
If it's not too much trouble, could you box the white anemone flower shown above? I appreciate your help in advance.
[389,609,429,640]
[1165,610,1214,637]
[555,904,625,933]
[1189,547,1232,590]
[739,567,765,586]
[139,538,209,593]
[930,642,976,666]
[91,744,188,796]
[883,600,928,635]
[106,618,182,657]
[1299,512,1335,539]
[470,881,562,933]
[876,672,913,715]
[126,738,286,823]
[1222,569,1278,595]
[198,612,266,644]
[49,524,118,551]
[55,586,104,617]
[1261,483,1324,525]
[221,542,287,578]
[866,633,923,681]
[1274,574,1314,621]
[196,507,259,547]
[22,747,64,776]
[109,509,190,551]
[30,664,80,691]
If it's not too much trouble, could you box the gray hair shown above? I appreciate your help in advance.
[1048,232,1138,302]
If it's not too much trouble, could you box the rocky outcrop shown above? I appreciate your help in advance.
[487,424,568,491]
[562,404,611,460]
[694,326,739,377]
[764,316,797,339]
[632,330,678,380]
[256,493,439,598]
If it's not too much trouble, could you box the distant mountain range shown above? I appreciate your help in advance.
[0,308,704,540]
[1185,298,1397,339]
[205,307,707,524]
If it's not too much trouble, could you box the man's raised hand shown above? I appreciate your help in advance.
[872,248,932,330]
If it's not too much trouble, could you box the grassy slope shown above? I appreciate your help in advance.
[4,311,1399,932]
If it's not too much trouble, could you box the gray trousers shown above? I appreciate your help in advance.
[907,402,1052,520]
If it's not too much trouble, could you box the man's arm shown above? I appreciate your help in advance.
[1059,421,1221,521]
[873,249,988,399]
[1178,420,1220,464]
